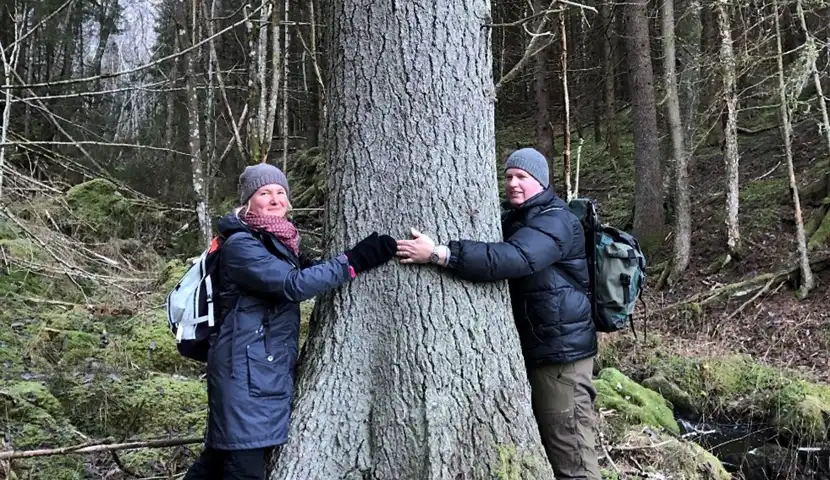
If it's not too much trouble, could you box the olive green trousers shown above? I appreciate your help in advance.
[527,357,601,479]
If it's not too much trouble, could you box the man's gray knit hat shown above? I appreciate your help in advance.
[238,162,290,204]
[505,147,549,187]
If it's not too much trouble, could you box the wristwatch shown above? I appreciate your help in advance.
[429,245,440,264]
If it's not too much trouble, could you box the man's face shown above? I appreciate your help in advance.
[505,168,544,206]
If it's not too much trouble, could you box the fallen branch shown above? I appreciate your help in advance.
[0,437,203,460]
[652,254,830,315]
[725,276,779,320]
[610,439,675,451]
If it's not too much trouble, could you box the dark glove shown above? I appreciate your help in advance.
[345,232,397,274]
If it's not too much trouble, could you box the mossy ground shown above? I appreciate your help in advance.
[594,367,679,435]
[599,333,830,444]
[609,426,731,480]
[0,191,205,477]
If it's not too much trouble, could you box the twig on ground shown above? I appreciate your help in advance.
[610,439,675,451]
[651,254,830,315]
[0,437,203,460]
[726,276,778,319]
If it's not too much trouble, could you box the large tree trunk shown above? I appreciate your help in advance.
[624,0,665,252]
[272,0,552,478]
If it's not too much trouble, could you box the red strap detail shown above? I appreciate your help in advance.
[208,236,220,253]
[348,265,356,279]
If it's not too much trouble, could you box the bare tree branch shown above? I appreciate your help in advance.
[0,140,190,156]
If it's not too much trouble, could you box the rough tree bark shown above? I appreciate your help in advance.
[271,1,552,479]
[715,0,742,261]
[774,0,813,298]
[624,0,664,251]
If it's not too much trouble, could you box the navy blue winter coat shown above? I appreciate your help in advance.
[447,187,597,366]
[204,212,351,450]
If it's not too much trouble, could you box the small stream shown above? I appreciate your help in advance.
[676,412,830,479]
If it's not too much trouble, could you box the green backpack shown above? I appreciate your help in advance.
[549,198,647,336]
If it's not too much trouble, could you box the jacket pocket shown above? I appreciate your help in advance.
[245,342,291,398]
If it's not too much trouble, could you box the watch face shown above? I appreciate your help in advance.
[429,253,438,263]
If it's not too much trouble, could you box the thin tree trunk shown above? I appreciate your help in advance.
[663,0,689,285]
[180,0,211,246]
[204,0,217,185]
[624,0,665,252]
[203,0,247,163]
[246,0,261,161]
[281,0,291,170]
[600,0,618,163]
[272,0,552,477]
[668,0,701,285]
[533,0,554,165]
[264,0,282,154]
[715,0,741,260]
[257,0,269,148]
[0,9,24,202]
[308,0,326,145]
[561,11,572,200]
[775,0,813,297]
[162,33,181,197]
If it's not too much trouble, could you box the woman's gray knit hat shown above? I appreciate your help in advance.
[238,163,290,204]
[505,147,549,188]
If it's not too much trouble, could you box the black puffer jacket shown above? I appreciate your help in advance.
[447,187,597,366]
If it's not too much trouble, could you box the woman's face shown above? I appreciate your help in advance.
[248,184,289,217]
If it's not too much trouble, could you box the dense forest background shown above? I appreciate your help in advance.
[1,0,829,478]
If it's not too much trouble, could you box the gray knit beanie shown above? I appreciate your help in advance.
[505,148,549,188]
[238,163,290,205]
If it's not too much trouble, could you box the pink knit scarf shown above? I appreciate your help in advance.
[242,211,300,257]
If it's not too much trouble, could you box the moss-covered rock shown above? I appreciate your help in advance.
[614,426,730,480]
[642,373,697,414]
[124,308,202,375]
[594,368,679,435]
[56,372,207,439]
[0,382,86,479]
[2,381,64,418]
[59,178,135,242]
[653,354,830,441]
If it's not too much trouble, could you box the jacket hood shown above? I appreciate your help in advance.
[217,211,251,238]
